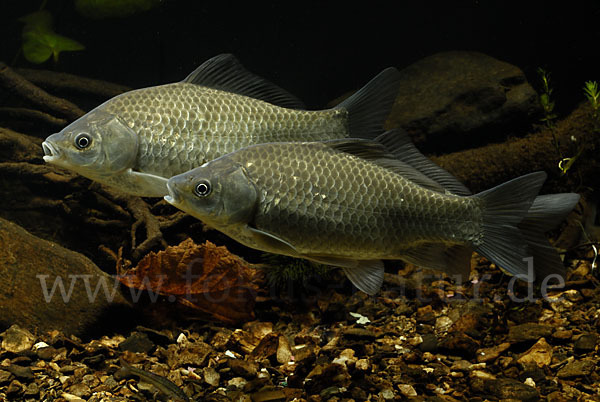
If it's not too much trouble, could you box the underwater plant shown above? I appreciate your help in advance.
[537,67,557,128]
[19,8,85,64]
[583,80,600,132]
[261,254,332,291]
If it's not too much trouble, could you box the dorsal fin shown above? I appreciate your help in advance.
[376,129,472,196]
[321,138,448,194]
[183,53,305,109]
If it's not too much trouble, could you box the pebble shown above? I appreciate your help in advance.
[203,367,220,387]
[476,342,510,363]
[355,358,369,371]
[332,348,356,368]
[0,370,12,384]
[228,358,258,378]
[492,379,539,402]
[507,323,553,343]
[227,376,247,389]
[517,338,553,367]
[435,316,454,333]
[419,333,439,352]
[552,329,573,340]
[67,383,91,398]
[557,359,596,378]
[379,387,395,400]
[574,333,597,353]
[118,331,155,354]
[0,325,35,353]
[398,383,417,397]
[7,364,34,380]
[276,335,293,364]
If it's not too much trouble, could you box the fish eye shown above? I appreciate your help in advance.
[194,179,211,197]
[74,133,92,149]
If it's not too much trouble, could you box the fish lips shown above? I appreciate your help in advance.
[41,140,60,163]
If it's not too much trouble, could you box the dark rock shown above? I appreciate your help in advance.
[385,51,540,153]
[507,323,553,343]
[490,378,539,402]
[118,331,155,354]
[6,364,34,381]
[419,333,439,353]
[0,218,132,336]
[36,346,58,361]
[342,328,375,341]
[228,358,258,378]
[439,331,480,357]
[67,383,92,398]
[24,382,39,397]
[556,359,596,378]
[574,333,597,353]
[304,363,350,395]
[6,379,23,397]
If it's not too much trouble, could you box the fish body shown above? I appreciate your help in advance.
[165,130,580,294]
[42,54,401,196]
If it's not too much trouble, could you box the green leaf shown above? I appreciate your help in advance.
[20,10,85,64]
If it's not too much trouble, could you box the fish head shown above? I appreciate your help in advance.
[165,158,258,228]
[42,109,139,177]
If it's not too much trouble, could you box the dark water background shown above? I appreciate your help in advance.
[1,0,599,115]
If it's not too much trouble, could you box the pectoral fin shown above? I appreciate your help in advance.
[125,169,169,197]
[246,226,301,256]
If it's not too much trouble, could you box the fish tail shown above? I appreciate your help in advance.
[335,67,401,139]
[518,193,580,279]
[472,171,573,281]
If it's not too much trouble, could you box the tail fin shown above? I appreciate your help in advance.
[473,172,547,280]
[335,67,401,139]
[519,193,580,279]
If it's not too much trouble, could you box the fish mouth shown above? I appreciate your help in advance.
[42,141,59,162]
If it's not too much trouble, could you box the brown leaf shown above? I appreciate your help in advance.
[117,238,261,323]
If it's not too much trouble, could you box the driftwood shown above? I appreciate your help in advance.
[0,62,595,274]
[0,62,85,121]
[432,103,599,195]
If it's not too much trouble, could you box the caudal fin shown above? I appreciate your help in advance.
[519,193,580,279]
[473,172,547,279]
[335,67,401,139]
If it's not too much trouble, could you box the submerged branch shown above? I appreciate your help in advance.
[0,61,85,121]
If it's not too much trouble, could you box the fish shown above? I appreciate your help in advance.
[116,357,189,402]
[164,129,580,295]
[41,53,401,197]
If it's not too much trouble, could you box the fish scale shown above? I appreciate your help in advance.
[102,84,346,178]
[166,130,580,295]
[216,141,480,258]
[42,54,401,197]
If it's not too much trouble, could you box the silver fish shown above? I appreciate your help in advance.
[41,54,401,196]
[164,130,579,295]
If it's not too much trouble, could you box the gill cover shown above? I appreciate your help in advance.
[169,162,258,227]
[43,108,138,175]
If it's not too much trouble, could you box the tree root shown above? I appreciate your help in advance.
[15,67,131,100]
[0,62,85,121]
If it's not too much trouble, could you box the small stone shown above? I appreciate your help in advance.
[439,331,480,357]
[203,367,220,387]
[6,379,23,396]
[524,377,536,388]
[398,383,417,397]
[118,332,155,354]
[476,342,510,363]
[61,393,86,402]
[0,370,13,384]
[67,383,91,398]
[355,359,369,371]
[507,323,553,343]
[332,348,356,368]
[491,379,539,402]
[36,346,58,360]
[419,333,438,352]
[6,364,34,380]
[552,329,573,340]
[417,305,435,323]
[227,376,247,389]
[379,387,395,400]
[276,335,293,365]
[557,359,596,378]
[1,325,35,353]
[210,329,232,350]
[574,333,597,353]
[342,327,375,341]
[517,338,553,367]
[435,316,454,333]
[450,360,471,371]
[24,382,39,397]
[470,370,496,380]
[228,358,258,378]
